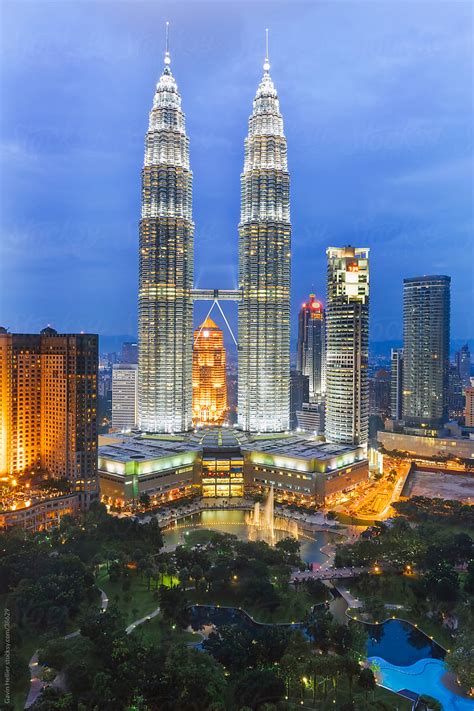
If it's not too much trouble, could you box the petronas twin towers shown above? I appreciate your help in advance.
[138,32,291,433]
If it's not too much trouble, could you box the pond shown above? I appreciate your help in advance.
[162,509,338,564]
[366,619,445,666]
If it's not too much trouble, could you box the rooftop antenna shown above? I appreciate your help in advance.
[164,21,171,65]
[263,28,270,72]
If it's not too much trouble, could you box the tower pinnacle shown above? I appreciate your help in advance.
[263,28,270,73]
[164,21,171,66]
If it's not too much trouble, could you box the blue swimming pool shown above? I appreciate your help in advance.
[369,656,474,711]
[189,606,473,710]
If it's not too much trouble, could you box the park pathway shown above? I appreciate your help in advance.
[24,589,109,709]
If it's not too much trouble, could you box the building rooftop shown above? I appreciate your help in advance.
[98,428,364,464]
[99,435,201,462]
[243,435,363,461]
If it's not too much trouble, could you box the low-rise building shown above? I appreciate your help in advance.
[98,429,368,507]
[378,423,474,462]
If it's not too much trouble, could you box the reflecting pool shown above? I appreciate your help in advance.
[366,619,445,666]
[162,509,337,563]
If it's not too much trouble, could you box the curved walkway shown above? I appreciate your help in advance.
[25,589,108,709]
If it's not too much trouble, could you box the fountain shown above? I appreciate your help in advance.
[246,485,298,545]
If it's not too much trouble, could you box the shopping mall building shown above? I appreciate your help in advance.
[98,428,368,508]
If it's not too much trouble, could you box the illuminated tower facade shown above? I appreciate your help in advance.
[0,327,98,481]
[192,317,228,425]
[297,294,326,401]
[138,36,194,433]
[402,275,450,426]
[325,247,370,446]
[238,40,291,432]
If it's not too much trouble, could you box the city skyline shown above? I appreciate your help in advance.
[1,2,473,342]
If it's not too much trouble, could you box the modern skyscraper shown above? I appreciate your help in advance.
[238,38,291,432]
[0,327,98,481]
[112,364,138,431]
[369,369,391,419]
[290,370,309,430]
[390,348,404,421]
[325,246,370,446]
[192,317,228,425]
[455,343,471,388]
[138,34,194,433]
[402,276,450,427]
[447,364,464,421]
[297,294,325,401]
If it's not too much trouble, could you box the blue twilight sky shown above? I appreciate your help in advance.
[0,0,473,346]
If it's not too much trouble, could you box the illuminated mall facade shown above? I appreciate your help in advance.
[99,428,368,507]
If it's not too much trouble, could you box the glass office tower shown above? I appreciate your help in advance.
[138,46,194,432]
[402,276,450,427]
[238,51,291,432]
[325,247,370,446]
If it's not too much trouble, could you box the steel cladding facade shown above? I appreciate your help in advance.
[138,55,194,433]
[237,64,291,432]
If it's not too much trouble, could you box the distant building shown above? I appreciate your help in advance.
[379,422,474,463]
[325,246,370,446]
[0,327,98,485]
[112,364,138,431]
[192,317,227,425]
[369,369,391,418]
[121,342,138,364]
[296,402,325,434]
[455,343,471,388]
[390,348,404,421]
[290,371,309,430]
[465,387,474,428]
[447,364,464,421]
[296,294,325,401]
[402,276,450,427]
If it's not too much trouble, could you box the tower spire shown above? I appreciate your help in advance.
[263,28,270,73]
[164,21,171,66]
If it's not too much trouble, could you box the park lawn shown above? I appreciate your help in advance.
[97,571,159,624]
[132,615,202,646]
[348,572,417,607]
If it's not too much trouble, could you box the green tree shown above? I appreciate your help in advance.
[445,630,474,694]
[233,669,285,709]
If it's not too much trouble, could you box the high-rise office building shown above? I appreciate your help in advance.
[447,364,464,421]
[290,371,309,430]
[138,40,194,433]
[112,364,138,431]
[121,342,138,364]
[390,348,404,421]
[369,369,391,419]
[455,344,471,388]
[238,43,291,432]
[297,294,325,401]
[0,327,98,481]
[465,387,474,427]
[192,317,228,425]
[402,276,450,427]
[325,246,370,446]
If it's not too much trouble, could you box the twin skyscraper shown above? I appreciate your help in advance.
[138,29,370,444]
[138,30,291,434]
